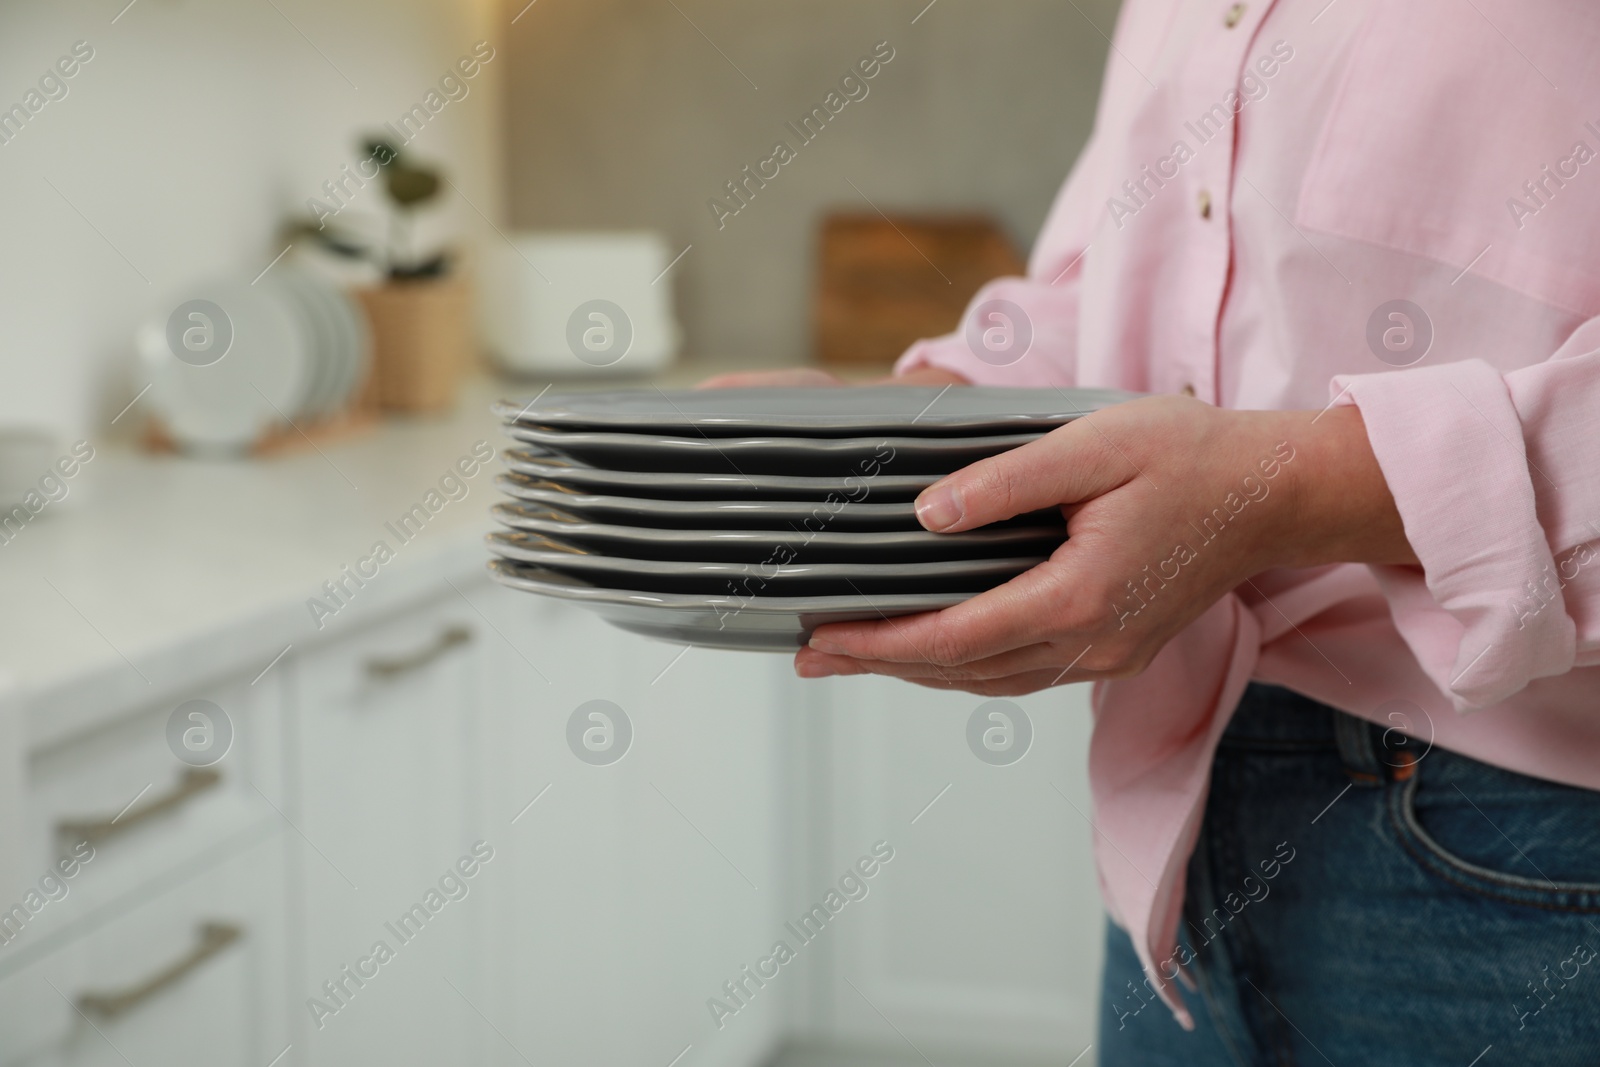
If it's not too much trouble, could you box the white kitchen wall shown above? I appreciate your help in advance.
[0,0,505,436]
[0,0,1124,429]
[503,0,1122,367]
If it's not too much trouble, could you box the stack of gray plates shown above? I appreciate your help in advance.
[486,385,1135,651]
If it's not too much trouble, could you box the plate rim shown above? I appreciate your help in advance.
[494,474,920,516]
[489,501,1064,548]
[502,425,1047,452]
[486,558,973,613]
[485,531,1046,578]
[500,448,942,494]
[493,385,1139,433]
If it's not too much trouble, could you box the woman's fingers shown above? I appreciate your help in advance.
[807,561,1080,665]
[891,668,1081,697]
[913,407,1145,533]
[795,641,1096,683]
[796,648,1077,696]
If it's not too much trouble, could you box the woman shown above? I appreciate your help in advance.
[708,0,1600,1062]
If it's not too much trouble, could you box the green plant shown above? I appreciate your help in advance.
[366,138,447,278]
[293,137,450,279]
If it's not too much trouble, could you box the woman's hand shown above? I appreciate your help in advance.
[795,397,1415,694]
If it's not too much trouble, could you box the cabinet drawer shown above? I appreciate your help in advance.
[16,672,286,943]
[0,832,289,1067]
[292,592,489,1067]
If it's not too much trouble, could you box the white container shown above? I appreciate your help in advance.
[479,232,681,377]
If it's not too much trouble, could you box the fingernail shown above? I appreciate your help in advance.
[915,486,964,531]
[808,635,845,654]
[795,659,834,678]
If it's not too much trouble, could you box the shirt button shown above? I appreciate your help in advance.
[1197,189,1212,219]
[1224,2,1247,27]
[1180,383,1197,397]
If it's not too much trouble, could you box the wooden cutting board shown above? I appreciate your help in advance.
[814,213,1025,368]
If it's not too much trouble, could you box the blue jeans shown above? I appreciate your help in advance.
[1099,683,1600,1066]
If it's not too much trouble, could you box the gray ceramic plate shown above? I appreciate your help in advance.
[490,502,1065,562]
[495,474,928,530]
[486,559,967,650]
[499,425,1043,476]
[501,449,941,501]
[486,531,1043,595]
[494,385,1137,436]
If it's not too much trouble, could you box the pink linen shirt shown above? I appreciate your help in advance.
[896,0,1600,1026]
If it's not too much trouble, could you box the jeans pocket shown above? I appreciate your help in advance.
[1389,749,1600,912]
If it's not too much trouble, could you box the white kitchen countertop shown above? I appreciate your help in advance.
[0,360,761,750]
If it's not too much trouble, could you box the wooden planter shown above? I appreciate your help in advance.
[355,277,472,413]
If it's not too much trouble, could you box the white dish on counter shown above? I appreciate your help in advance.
[479,231,680,377]
[274,270,343,418]
[139,276,311,454]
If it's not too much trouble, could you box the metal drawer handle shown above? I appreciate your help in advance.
[56,768,222,851]
[363,625,473,679]
[76,921,242,1021]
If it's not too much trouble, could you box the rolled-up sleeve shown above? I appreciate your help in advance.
[1332,317,1600,710]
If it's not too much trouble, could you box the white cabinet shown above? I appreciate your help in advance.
[800,674,1104,1063]
[19,672,286,939]
[0,833,288,1067]
[0,667,290,1067]
[287,590,490,1067]
[471,585,794,1067]
[6,565,1106,1067]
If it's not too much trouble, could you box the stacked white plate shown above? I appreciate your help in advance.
[136,267,371,454]
[486,385,1136,650]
